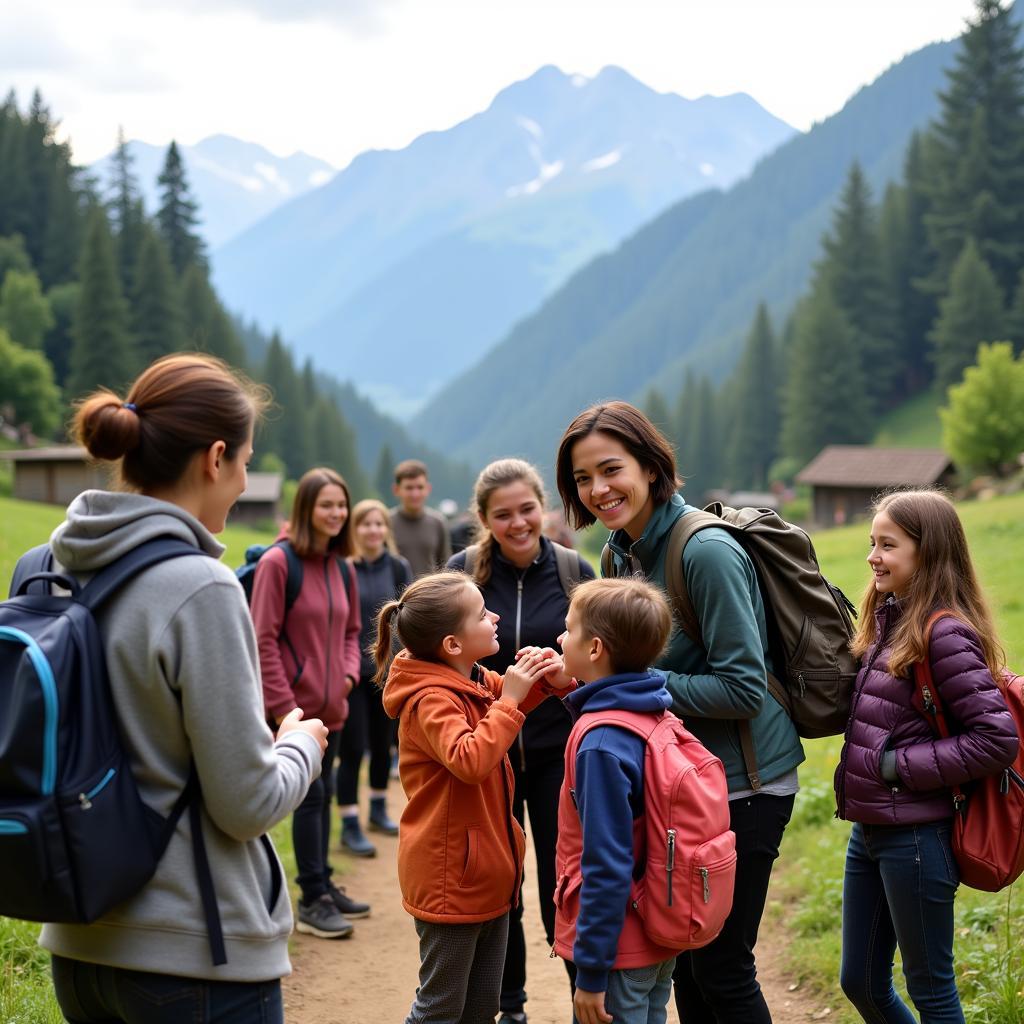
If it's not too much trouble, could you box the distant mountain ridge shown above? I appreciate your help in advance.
[409,31,977,472]
[211,65,795,415]
[89,135,336,248]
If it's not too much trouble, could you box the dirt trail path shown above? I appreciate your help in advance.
[282,780,831,1023]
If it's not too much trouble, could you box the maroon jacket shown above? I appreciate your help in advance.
[251,539,361,731]
[835,600,1017,825]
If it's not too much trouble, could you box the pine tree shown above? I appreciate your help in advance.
[43,281,79,388]
[130,224,184,368]
[308,395,370,498]
[1005,267,1024,355]
[672,369,699,475]
[818,162,900,410]
[780,288,870,466]
[179,263,246,366]
[156,141,205,276]
[109,128,146,297]
[0,269,54,349]
[375,443,395,500]
[683,376,721,503]
[727,303,779,490]
[67,206,133,398]
[940,341,1024,475]
[40,158,84,287]
[0,96,31,243]
[924,0,1024,297]
[929,237,1006,391]
[642,387,673,438]
[23,90,57,272]
[260,333,311,477]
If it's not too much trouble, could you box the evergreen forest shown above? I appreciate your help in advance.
[642,0,1024,498]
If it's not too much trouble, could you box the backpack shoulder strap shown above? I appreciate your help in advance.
[390,554,407,595]
[663,510,723,643]
[463,544,479,578]
[78,538,207,611]
[551,541,582,597]
[275,540,304,613]
[336,555,352,596]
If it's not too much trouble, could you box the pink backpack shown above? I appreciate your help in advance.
[565,709,737,951]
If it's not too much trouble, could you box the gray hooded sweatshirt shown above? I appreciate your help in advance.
[39,491,322,982]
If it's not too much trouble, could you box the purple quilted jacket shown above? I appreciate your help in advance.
[834,599,1018,825]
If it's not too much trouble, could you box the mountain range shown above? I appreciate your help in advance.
[408,30,978,474]
[88,135,336,248]
[210,65,796,416]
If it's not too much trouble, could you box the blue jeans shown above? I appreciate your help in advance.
[574,959,675,1024]
[840,820,964,1024]
[51,956,283,1024]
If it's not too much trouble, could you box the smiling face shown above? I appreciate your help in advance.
[570,431,657,540]
[868,509,919,598]
[453,584,501,662]
[355,507,389,559]
[481,479,544,568]
[310,483,349,548]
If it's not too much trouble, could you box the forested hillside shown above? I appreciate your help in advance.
[0,100,474,501]
[413,2,1024,481]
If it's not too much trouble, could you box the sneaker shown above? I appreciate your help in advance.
[328,882,371,919]
[296,894,354,939]
[498,1014,528,1024]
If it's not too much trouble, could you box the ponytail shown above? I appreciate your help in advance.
[371,572,475,687]
[471,531,496,586]
[372,599,402,687]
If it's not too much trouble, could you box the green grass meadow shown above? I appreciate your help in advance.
[2,492,1023,1021]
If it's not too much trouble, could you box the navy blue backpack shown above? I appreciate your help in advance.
[0,538,261,965]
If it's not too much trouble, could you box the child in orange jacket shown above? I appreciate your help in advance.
[374,571,571,1024]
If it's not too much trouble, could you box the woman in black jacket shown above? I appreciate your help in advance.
[336,499,412,857]
[448,458,594,1024]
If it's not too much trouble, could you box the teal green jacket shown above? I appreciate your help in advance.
[605,494,804,792]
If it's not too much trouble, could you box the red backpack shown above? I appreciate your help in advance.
[913,611,1024,892]
[564,709,737,951]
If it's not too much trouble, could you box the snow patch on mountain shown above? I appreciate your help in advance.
[583,149,623,172]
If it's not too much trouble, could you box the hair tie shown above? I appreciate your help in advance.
[122,402,138,413]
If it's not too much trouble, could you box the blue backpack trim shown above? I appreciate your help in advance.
[0,536,273,967]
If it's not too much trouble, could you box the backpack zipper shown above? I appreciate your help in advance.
[666,828,676,906]
[700,866,710,904]
[78,767,116,810]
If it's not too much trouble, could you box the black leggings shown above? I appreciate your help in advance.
[336,681,395,805]
[293,730,341,903]
[500,750,576,1015]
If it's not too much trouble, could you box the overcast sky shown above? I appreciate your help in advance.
[2,0,979,169]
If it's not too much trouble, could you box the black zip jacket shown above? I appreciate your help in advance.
[448,536,595,762]
[354,551,413,684]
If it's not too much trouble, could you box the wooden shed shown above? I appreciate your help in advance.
[230,471,283,526]
[0,446,113,506]
[796,446,956,527]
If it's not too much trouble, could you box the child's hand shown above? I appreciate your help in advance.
[517,645,573,690]
[277,707,329,755]
[574,988,612,1024]
[501,648,555,706]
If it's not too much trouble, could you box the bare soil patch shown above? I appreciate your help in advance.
[283,780,830,1023]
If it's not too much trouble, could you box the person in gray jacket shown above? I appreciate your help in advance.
[41,354,328,1024]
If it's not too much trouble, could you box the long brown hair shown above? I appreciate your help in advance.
[555,401,678,530]
[851,489,1005,679]
[372,572,475,685]
[469,458,546,586]
[288,467,353,558]
[72,353,268,491]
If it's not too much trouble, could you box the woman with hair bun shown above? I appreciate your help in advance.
[38,354,329,1024]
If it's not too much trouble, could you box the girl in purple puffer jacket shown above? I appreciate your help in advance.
[834,489,1018,1024]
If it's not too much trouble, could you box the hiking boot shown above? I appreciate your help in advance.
[498,1014,528,1024]
[296,894,354,939]
[328,882,371,919]
[368,796,399,836]
[341,814,377,857]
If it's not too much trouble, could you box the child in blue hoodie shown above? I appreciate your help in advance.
[551,577,677,1024]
